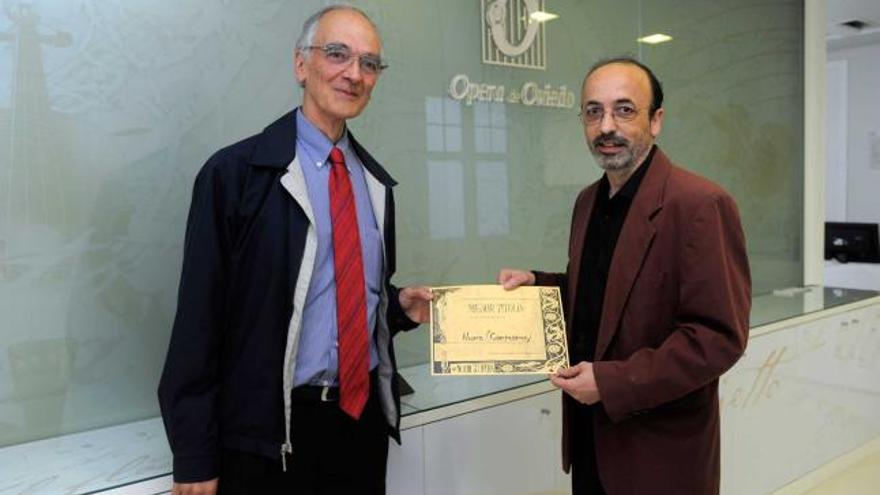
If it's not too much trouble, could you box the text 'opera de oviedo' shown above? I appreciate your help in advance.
[448,73,576,109]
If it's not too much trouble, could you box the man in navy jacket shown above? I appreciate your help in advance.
[158,6,431,494]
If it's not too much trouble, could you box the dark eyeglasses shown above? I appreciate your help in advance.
[305,42,387,75]
[579,103,640,125]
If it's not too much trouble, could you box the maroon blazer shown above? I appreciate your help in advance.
[534,148,751,495]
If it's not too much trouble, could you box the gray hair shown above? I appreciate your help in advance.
[295,4,381,59]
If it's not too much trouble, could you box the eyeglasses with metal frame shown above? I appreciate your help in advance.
[579,102,640,125]
[304,42,388,75]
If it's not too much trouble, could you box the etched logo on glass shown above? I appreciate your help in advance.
[481,0,545,70]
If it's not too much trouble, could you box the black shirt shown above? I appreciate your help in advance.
[570,145,656,363]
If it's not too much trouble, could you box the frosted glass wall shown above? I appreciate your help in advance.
[0,0,804,450]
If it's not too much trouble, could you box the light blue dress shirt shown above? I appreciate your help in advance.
[293,110,383,387]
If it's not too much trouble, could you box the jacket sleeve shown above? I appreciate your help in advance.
[533,269,568,295]
[386,284,421,333]
[594,192,751,423]
[157,158,238,482]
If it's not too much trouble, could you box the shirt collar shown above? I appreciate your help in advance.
[295,108,353,170]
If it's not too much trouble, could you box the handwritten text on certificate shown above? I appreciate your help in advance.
[430,285,569,375]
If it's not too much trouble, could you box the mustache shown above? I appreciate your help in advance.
[592,133,629,148]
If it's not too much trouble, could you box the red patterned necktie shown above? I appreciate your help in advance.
[328,146,370,419]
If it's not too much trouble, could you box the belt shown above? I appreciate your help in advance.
[291,369,379,404]
[291,383,340,403]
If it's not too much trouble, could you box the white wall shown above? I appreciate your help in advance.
[825,59,847,221]
[828,42,880,224]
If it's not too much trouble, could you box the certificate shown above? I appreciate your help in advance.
[430,285,569,375]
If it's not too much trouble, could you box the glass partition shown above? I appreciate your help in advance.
[384,0,806,366]
[0,0,805,490]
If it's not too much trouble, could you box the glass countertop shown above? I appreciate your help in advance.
[751,286,879,328]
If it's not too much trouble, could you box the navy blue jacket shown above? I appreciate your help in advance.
[158,110,418,483]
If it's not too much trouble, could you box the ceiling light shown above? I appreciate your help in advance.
[637,33,673,44]
[529,11,559,23]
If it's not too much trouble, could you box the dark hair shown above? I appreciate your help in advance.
[584,56,664,118]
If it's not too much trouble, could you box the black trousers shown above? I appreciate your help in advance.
[568,396,607,495]
[218,378,389,495]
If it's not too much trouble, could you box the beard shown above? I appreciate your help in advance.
[588,132,650,171]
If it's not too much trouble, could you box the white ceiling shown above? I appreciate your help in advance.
[827,0,880,42]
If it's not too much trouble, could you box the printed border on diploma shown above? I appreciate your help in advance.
[430,285,569,375]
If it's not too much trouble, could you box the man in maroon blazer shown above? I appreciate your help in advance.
[499,58,751,494]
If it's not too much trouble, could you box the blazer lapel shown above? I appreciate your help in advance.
[594,149,671,359]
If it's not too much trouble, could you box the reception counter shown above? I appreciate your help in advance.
[2,287,878,495]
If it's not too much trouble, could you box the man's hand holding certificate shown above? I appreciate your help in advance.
[430,285,569,375]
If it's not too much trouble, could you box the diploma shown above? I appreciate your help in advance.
[430,285,569,375]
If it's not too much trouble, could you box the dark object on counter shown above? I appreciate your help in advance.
[825,222,880,263]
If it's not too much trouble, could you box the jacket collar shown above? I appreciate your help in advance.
[594,146,672,359]
[250,108,398,187]
[624,145,670,221]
